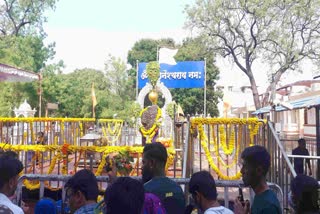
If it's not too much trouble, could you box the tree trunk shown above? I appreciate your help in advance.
[261,69,285,107]
[248,76,261,110]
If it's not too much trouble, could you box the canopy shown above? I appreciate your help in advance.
[0,63,39,82]
[252,95,320,115]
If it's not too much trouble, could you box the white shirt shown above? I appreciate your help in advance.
[0,193,24,214]
[204,206,234,214]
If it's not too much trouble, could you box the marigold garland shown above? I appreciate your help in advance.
[190,118,265,180]
[1,143,175,189]
[197,124,242,180]
[211,125,242,169]
[248,123,260,146]
[218,126,235,155]
[139,106,162,143]
[191,118,266,126]
[0,117,95,123]
[100,121,123,144]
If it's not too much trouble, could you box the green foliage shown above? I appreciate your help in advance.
[166,102,176,119]
[0,0,57,36]
[0,36,54,72]
[185,0,320,108]
[0,0,57,117]
[127,39,158,68]
[173,36,221,116]
[146,61,160,88]
[129,102,142,119]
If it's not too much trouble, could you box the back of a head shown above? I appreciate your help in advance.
[298,138,306,147]
[0,151,18,159]
[37,131,44,137]
[143,143,168,167]
[241,145,270,176]
[189,171,217,200]
[0,155,23,189]
[105,177,145,214]
[291,174,319,212]
[35,198,57,214]
[65,169,99,201]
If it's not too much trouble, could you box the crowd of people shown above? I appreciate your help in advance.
[0,142,319,214]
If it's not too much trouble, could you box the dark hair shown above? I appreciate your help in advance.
[189,171,217,200]
[241,145,270,176]
[104,177,145,214]
[0,155,23,189]
[298,138,306,145]
[37,132,44,137]
[291,174,319,212]
[143,143,167,167]
[0,151,18,159]
[64,169,98,201]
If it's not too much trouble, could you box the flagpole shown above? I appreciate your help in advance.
[204,58,207,117]
[92,82,97,118]
[136,60,139,100]
[92,86,95,118]
[157,45,160,62]
[92,102,95,118]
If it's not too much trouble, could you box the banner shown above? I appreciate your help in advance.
[138,61,205,89]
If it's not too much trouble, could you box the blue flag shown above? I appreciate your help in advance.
[138,61,205,89]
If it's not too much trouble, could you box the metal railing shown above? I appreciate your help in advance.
[287,154,320,178]
[16,174,284,212]
[264,121,297,209]
[182,117,266,180]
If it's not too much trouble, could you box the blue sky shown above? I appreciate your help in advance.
[44,0,195,72]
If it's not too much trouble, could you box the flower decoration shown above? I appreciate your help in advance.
[146,61,160,88]
[139,105,162,143]
[105,151,134,176]
[157,137,173,148]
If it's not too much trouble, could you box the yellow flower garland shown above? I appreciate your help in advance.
[190,118,266,180]
[248,123,260,146]
[0,117,95,123]
[211,125,242,169]
[191,118,266,126]
[139,106,162,143]
[95,152,108,176]
[100,121,123,144]
[2,142,175,189]
[218,126,235,155]
[197,124,242,180]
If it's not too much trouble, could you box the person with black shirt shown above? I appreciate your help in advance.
[292,138,312,175]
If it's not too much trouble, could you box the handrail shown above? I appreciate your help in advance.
[287,154,320,159]
[16,174,284,210]
[268,121,297,178]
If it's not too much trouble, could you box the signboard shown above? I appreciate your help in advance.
[138,61,205,89]
[47,103,59,110]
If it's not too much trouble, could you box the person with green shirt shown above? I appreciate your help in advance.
[142,142,185,214]
[234,145,282,214]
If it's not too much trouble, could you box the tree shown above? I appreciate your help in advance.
[103,56,136,120]
[0,0,57,36]
[0,35,55,116]
[0,35,54,72]
[174,36,221,116]
[186,0,320,109]
[127,38,176,68]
